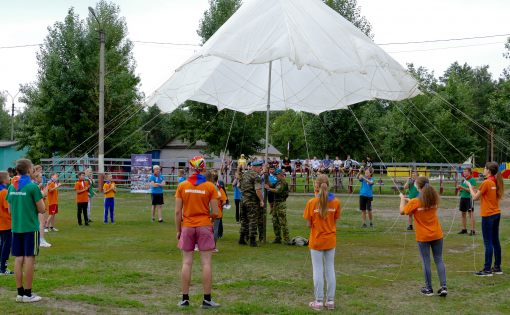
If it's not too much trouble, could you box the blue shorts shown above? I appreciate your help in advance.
[12,231,40,257]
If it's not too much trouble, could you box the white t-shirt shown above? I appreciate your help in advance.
[311,159,321,169]
[333,159,343,168]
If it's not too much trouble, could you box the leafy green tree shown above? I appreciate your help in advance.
[18,1,144,161]
[0,94,10,140]
[167,0,265,159]
[323,0,372,37]
[197,0,242,44]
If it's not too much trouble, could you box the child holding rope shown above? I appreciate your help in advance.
[304,174,341,311]
[457,168,476,235]
[403,170,419,230]
[359,167,374,228]
[400,176,447,297]
[465,162,504,276]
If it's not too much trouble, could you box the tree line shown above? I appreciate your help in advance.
[2,0,509,166]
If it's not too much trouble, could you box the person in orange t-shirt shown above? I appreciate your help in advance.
[175,156,220,309]
[0,171,13,275]
[208,171,226,251]
[103,173,116,224]
[303,174,341,311]
[74,172,90,226]
[466,162,504,276]
[45,173,61,232]
[400,176,447,297]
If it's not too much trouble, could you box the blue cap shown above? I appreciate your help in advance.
[274,168,283,175]
[251,160,264,167]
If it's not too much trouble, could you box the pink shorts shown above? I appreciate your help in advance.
[48,204,58,215]
[178,226,215,252]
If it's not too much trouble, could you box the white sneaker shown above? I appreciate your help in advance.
[51,227,59,232]
[44,228,49,233]
[15,295,23,302]
[40,240,52,248]
[23,294,42,303]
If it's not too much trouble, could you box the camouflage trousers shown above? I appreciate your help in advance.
[271,201,289,242]
[240,200,262,239]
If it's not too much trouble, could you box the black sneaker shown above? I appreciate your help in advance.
[474,269,493,277]
[458,229,468,234]
[201,299,220,309]
[407,225,413,231]
[177,300,190,307]
[420,287,434,296]
[361,224,367,228]
[492,266,503,275]
[437,286,448,297]
[469,230,476,236]
[272,239,282,244]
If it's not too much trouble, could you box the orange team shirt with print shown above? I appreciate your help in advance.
[303,197,341,250]
[175,181,218,227]
[47,181,59,206]
[74,180,90,203]
[0,189,11,231]
[403,198,443,242]
[478,179,500,217]
[103,182,116,199]
[216,185,227,219]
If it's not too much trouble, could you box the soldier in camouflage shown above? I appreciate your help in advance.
[265,168,290,244]
[239,160,264,247]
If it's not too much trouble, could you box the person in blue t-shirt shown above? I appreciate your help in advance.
[149,165,166,223]
[177,169,186,184]
[232,169,242,223]
[358,167,375,228]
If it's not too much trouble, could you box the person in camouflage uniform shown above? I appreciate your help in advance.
[266,169,290,244]
[239,160,264,247]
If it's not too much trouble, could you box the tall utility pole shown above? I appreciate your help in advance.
[4,90,20,141]
[89,7,105,188]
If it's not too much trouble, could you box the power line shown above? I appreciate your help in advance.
[132,40,200,47]
[387,41,505,54]
[2,32,509,50]
[378,33,510,46]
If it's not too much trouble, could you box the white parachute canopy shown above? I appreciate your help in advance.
[147,0,420,114]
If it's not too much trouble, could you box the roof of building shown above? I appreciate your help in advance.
[0,140,17,148]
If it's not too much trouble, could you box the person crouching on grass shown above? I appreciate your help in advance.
[358,167,374,228]
[400,176,447,297]
[175,156,220,309]
[465,162,504,276]
[6,159,46,302]
[304,174,341,311]
[102,173,116,224]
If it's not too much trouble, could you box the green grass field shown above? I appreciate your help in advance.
[1,190,509,314]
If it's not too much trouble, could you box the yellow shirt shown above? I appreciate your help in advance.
[103,182,116,199]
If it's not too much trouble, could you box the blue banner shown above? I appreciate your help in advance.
[130,154,152,193]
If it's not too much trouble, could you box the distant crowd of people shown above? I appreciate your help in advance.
[234,154,373,176]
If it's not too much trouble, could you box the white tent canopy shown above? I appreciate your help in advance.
[147,0,420,114]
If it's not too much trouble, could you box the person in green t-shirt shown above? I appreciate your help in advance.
[403,171,419,231]
[6,159,46,303]
[457,168,477,235]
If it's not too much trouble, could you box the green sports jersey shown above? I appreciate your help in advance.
[459,177,476,199]
[7,182,43,233]
[407,179,419,199]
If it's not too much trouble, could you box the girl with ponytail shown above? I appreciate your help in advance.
[400,176,447,297]
[303,175,341,311]
[466,162,504,276]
